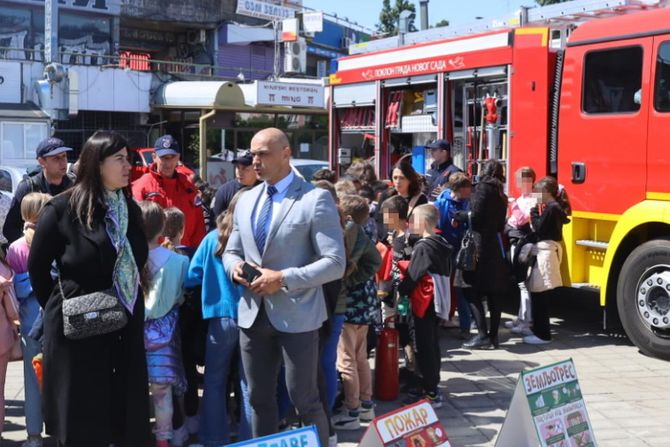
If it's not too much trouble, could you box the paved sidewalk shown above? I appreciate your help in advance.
[2,290,670,446]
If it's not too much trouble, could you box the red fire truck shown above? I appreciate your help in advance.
[328,0,670,359]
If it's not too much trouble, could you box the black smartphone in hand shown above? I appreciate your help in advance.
[241,262,261,283]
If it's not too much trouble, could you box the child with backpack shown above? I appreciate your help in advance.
[505,167,537,336]
[6,192,51,447]
[332,195,382,431]
[398,204,451,408]
[139,201,190,447]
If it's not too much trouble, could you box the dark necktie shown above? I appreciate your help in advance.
[254,185,277,254]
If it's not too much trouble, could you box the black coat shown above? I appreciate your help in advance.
[28,192,151,447]
[467,177,509,294]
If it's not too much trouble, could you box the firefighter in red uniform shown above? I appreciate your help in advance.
[131,134,206,248]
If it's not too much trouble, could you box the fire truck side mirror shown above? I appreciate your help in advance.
[571,162,586,184]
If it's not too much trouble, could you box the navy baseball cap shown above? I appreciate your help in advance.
[36,137,72,159]
[154,135,180,157]
[427,139,451,151]
[232,151,253,166]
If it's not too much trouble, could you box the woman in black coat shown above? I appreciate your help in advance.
[28,131,151,447]
[460,159,509,349]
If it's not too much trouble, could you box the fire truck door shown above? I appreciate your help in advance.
[559,39,652,214]
[646,37,670,195]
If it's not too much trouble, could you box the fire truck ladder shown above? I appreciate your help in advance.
[349,0,667,55]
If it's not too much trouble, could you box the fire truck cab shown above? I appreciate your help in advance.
[328,1,670,359]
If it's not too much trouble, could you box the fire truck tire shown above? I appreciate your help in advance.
[617,240,670,361]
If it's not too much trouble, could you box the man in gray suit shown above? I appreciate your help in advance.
[223,128,345,446]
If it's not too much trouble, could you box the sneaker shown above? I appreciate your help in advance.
[185,415,200,435]
[171,425,189,447]
[22,436,43,447]
[425,391,444,409]
[504,320,519,329]
[440,319,459,328]
[510,323,533,336]
[331,410,361,431]
[360,401,375,422]
[523,335,551,345]
[328,434,338,447]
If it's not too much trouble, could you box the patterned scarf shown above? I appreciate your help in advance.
[104,190,140,314]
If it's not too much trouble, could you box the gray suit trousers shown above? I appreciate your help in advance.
[239,305,329,447]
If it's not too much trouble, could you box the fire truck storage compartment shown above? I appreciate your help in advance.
[445,67,508,177]
[333,82,376,170]
[383,75,438,173]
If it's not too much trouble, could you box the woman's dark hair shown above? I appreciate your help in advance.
[215,187,250,257]
[380,194,409,221]
[69,130,129,230]
[392,159,422,198]
[480,159,505,182]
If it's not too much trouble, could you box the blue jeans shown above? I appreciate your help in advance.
[19,297,42,436]
[199,318,251,446]
[456,287,473,332]
[320,314,345,411]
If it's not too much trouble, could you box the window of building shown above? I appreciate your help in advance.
[583,46,643,114]
[654,42,670,112]
[0,122,48,161]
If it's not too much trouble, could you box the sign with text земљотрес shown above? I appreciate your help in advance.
[236,0,295,21]
[496,358,597,447]
[359,400,451,447]
[256,81,325,109]
[225,426,320,447]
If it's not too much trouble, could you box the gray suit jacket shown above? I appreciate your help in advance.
[223,175,345,333]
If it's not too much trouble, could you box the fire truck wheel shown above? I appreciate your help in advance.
[617,240,670,360]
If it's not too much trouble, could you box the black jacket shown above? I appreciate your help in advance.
[425,160,461,201]
[531,201,570,242]
[28,192,151,447]
[3,171,74,244]
[399,234,452,297]
[467,177,509,293]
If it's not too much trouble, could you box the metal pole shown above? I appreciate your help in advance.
[199,109,216,180]
[45,0,58,64]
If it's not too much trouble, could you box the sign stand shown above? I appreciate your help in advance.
[225,425,320,447]
[496,358,597,447]
[359,400,451,447]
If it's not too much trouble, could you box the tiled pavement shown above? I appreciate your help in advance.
[3,290,670,446]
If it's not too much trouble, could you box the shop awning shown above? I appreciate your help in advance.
[153,80,327,115]
[153,81,249,111]
[0,102,50,120]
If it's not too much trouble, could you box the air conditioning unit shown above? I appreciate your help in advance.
[284,37,307,74]
[187,29,207,45]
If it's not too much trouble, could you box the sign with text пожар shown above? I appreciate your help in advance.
[496,358,597,447]
[359,400,451,447]
[225,426,320,447]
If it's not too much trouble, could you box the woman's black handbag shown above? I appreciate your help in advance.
[456,212,478,272]
[58,275,128,340]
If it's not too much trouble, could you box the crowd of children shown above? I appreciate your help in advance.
[0,152,572,446]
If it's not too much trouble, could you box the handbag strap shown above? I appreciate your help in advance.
[56,267,67,300]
